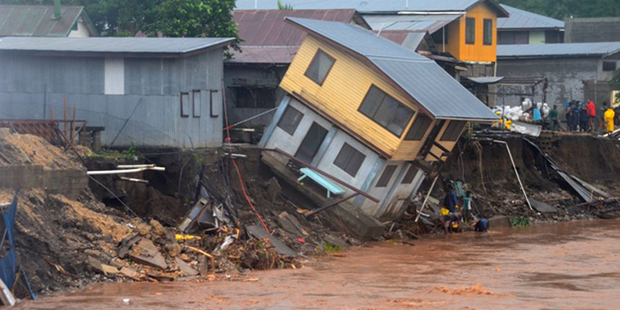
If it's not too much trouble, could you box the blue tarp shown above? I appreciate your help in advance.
[0,193,18,290]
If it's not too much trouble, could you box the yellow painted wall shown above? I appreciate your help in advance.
[280,35,426,160]
[436,2,498,63]
[392,117,435,160]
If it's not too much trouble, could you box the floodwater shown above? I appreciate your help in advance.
[16,219,620,309]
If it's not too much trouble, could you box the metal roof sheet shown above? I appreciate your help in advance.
[0,5,95,37]
[497,4,564,30]
[497,42,620,58]
[287,17,498,121]
[465,76,504,84]
[0,37,235,55]
[228,46,298,64]
[364,14,461,33]
[233,9,364,47]
[236,0,508,16]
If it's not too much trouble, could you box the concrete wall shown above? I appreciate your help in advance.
[565,17,620,43]
[495,57,601,107]
[0,50,225,148]
[261,95,423,219]
[0,165,87,198]
[223,63,288,127]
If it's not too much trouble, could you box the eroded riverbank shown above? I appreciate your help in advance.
[16,219,620,309]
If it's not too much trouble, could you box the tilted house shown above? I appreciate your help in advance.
[0,37,234,148]
[226,9,369,127]
[259,18,497,234]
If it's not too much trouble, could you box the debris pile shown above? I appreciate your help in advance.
[0,128,83,170]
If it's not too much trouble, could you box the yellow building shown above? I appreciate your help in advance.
[259,18,497,233]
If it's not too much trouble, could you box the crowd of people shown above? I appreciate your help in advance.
[563,99,616,134]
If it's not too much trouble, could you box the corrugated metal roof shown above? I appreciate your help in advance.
[236,0,508,16]
[364,14,461,33]
[228,46,298,64]
[0,37,235,55]
[0,5,94,37]
[378,30,429,50]
[287,17,498,121]
[498,4,564,30]
[233,9,365,46]
[497,42,620,58]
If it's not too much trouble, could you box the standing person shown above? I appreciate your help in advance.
[548,105,560,130]
[571,101,580,131]
[565,102,574,131]
[443,186,458,214]
[604,106,615,135]
[580,103,589,132]
[587,99,596,132]
[598,102,609,131]
[462,191,474,222]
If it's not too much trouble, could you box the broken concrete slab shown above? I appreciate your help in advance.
[87,257,118,276]
[530,199,557,213]
[277,211,309,238]
[281,212,309,236]
[246,224,297,256]
[128,239,168,270]
[175,257,198,276]
[119,267,140,279]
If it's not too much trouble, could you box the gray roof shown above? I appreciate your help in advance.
[498,4,564,30]
[497,42,620,58]
[0,37,234,56]
[287,17,498,121]
[236,0,509,16]
[364,14,461,33]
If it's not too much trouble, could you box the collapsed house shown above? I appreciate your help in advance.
[259,18,497,237]
[0,37,233,148]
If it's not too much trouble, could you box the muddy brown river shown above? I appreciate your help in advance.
[16,219,620,309]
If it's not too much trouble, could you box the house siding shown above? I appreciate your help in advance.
[280,35,422,159]
[0,49,224,148]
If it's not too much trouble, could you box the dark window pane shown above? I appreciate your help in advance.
[295,122,328,163]
[359,85,385,118]
[440,120,466,141]
[374,96,398,127]
[376,165,397,187]
[305,49,335,85]
[401,165,418,184]
[431,28,448,45]
[389,104,415,136]
[466,18,475,44]
[359,85,414,137]
[233,87,277,108]
[405,114,432,141]
[515,31,529,44]
[483,19,492,45]
[334,143,366,177]
[277,105,303,136]
[603,61,617,72]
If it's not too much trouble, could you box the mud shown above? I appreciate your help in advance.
[16,219,620,309]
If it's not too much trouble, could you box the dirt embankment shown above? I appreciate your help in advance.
[440,135,620,220]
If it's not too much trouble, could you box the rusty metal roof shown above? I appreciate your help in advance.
[234,9,367,46]
[231,9,369,64]
[0,5,96,37]
[287,17,498,121]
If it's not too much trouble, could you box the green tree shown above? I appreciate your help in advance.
[501,0,620,19]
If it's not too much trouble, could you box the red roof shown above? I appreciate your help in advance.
[230,9,368,64]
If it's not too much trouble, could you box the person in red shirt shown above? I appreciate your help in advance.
[587,99,596,132]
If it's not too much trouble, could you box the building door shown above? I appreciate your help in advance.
[295,122,328,163]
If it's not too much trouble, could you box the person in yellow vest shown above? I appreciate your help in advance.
[604,107,615,135]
